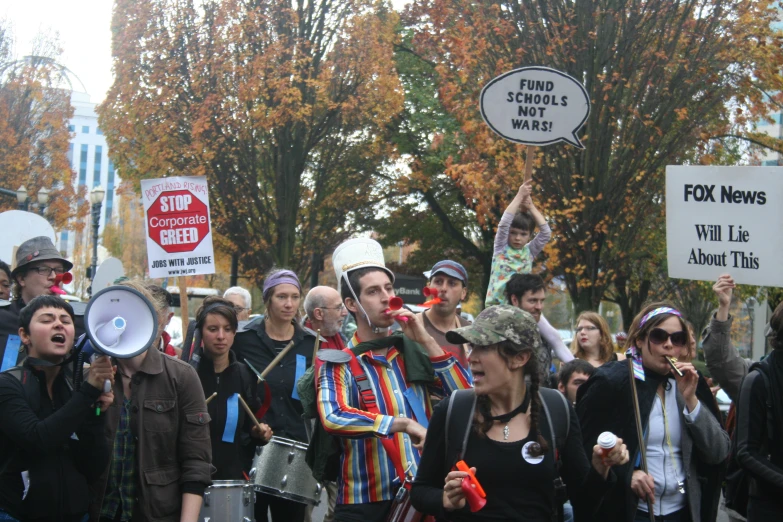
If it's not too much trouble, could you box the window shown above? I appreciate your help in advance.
[96,127,103,135]
[79,145,88,186]
[67,143,73,167]
[93,146,103,187]
[82,126,89,134]
[68,125,75,132]
[762,159,779,166]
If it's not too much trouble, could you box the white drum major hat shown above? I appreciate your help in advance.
[332,238,395,292]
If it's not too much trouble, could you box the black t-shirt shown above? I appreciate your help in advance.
[457,433,555,521]
[411,395,615,521]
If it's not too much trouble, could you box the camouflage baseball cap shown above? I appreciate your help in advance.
[446,304,541,350]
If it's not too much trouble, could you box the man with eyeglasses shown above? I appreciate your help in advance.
[303,286,347,351]
[224,286,252,322]
[0,236,78,371]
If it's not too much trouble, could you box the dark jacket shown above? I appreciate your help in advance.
[735,350,783,515]
[197,350,263,480]
[0,360,109,521]
[88,346,213,522]
[232,318,315,443]
[0,299,86,371]
[576,361,729,522]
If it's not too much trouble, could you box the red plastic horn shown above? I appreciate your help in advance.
[461,478,487,512]
[421,297,442,308]
[422,286,436,297]
[456,461,486,512]
[54,272,73,286]
[386,297,409,322]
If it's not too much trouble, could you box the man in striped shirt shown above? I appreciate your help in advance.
[317,238,472,522]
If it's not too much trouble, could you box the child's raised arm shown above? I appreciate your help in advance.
[494,182,532,255]
[524,194,550,258]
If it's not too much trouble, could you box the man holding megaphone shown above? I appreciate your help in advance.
[0,295,114,522]
[87,280,213,522]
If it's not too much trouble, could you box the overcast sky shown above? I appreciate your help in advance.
[2,0,114,102]
[2,0,410,104]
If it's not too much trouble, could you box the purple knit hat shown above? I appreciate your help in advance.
[263,269,301,300]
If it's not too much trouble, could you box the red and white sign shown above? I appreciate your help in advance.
[141,176,215,278]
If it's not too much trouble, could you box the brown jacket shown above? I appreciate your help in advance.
[89,346,213,522]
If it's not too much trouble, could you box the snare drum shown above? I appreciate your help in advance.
[249,436,322,505]
[199,480,255,522]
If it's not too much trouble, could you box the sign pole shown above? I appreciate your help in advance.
[178,275,189,334]
[524,145,535,183]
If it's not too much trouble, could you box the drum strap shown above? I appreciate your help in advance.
[343,348,409,488]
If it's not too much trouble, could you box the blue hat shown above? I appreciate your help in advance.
[430,260,468,285]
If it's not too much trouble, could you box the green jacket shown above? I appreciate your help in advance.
[297,332,435,482]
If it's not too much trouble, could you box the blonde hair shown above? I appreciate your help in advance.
[571,311,615,363]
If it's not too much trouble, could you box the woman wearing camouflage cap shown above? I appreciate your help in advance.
[410,305,629,521]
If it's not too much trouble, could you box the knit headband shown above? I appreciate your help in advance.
[263,270,301,300]
[639,306,682,328]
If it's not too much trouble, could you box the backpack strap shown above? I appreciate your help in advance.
[538,388,570,457]
[444,389,477,469]
[343,348,408,486]
[539,388,570,522]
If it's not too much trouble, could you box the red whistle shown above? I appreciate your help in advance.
[421,287,442,307]
[456,460,486,512]
[50,272,73,295]
[54,272,73,286]
[385,297,408,322]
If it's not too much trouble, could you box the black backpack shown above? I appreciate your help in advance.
[724,360,776,519]
[444,387,571,522]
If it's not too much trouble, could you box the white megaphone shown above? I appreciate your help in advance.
[84,286,158,359]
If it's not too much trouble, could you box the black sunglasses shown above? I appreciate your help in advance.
[648,328,688,348]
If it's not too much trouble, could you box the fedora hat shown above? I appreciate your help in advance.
[11,236,72,277]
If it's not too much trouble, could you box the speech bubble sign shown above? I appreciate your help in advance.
[480,67,590,149]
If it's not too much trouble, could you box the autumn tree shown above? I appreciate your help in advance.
[0,22,86,228]
[99,0,403,285]
[387,0,783,323]
[101,188,149,279]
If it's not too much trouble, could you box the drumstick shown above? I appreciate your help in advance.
[628,358,655,522]
[205,392,218,405]
[258,340,295,381]
[312,330,321,363]
[237,394,263,430]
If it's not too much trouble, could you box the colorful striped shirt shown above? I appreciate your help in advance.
[317,333,472,504]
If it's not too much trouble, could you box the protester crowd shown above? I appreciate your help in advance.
[0,183,780,522]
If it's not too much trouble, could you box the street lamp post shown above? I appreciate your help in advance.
[89,186,106,291]
[37,187,50,216]
[16,186,28,211]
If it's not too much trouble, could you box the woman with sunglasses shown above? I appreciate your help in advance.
[576,303,730,522]
[571,311,625,367]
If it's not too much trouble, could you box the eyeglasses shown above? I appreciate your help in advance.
[575,326,599,333]
[648,328,688,348]
[233,306,250,313]
[29,266,65,277]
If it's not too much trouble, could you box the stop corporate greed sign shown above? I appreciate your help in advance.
[666,166,783,287]
[480,66,590,148]
[141,176,216,278]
